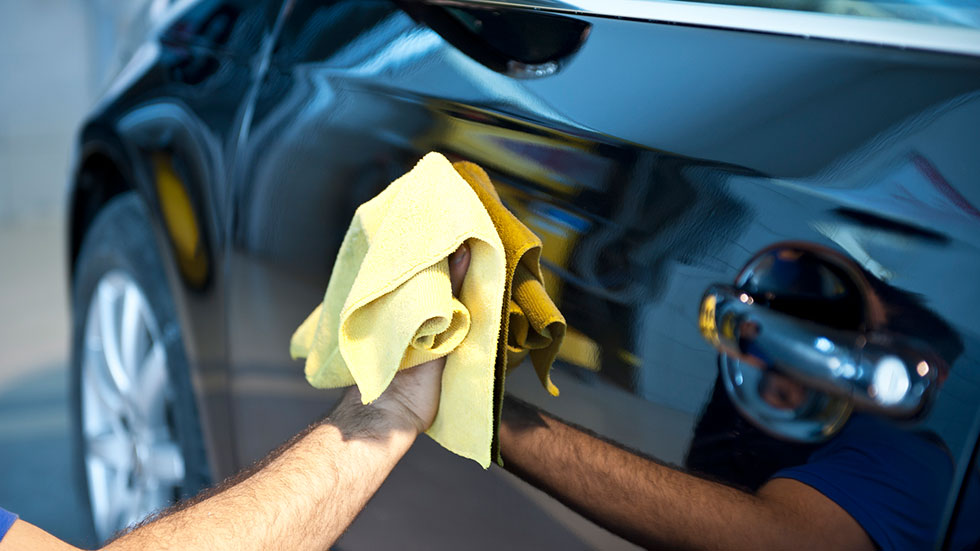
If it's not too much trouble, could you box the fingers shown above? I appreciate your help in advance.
[449,242,470,297]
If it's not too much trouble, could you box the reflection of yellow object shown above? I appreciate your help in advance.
[526,212,577,303]
[153,153,208,287]
[820,399,853,436]
[556,327,601,372]
[618,349,641,368]
[290,153,508,468]
[463,120,594,301]
[721,313,736,342]
[441,116,603,195]
[698,293,719,345]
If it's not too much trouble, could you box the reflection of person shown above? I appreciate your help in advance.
[758,371,809,410]
[500,389,959,550]
[499,395,875,549]
[499,273,969,550]
[0,248,471,551]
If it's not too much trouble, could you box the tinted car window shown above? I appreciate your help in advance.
[651,0,980,29]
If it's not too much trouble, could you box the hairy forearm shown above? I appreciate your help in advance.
[498,397,869,551]
[4,250,468,551]
[105,392,416,551]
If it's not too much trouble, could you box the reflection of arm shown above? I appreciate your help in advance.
[499,396,873,551]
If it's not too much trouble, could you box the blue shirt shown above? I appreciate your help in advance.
[772,414,953,550]
[0,507,17,542]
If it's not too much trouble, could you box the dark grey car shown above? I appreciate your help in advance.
[68,0,980,547]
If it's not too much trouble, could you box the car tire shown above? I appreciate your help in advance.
[70,192,210,542]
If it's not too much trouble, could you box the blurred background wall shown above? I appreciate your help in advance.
[0,0,163,545]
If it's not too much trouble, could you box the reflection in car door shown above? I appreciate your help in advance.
[225,0,980,548]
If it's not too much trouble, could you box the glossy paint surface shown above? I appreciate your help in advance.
[72,0,980,547]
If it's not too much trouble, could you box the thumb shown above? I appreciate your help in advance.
[449,243,470,297]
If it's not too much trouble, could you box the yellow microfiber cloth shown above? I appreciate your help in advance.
[290,152,564,468]
[450,161,566,463]
[290,152,506,467]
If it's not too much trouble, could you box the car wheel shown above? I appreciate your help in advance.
[70,192,210,542]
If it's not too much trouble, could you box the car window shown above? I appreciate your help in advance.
[460,0,980,56]
[548,0,980,30]
[680,0,980,29]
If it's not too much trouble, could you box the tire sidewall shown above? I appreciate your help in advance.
[70,192,210,541]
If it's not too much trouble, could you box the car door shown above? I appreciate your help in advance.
[226,0,980,548]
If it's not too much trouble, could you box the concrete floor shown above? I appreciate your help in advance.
[0,0,98,546]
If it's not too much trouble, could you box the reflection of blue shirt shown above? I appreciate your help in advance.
[950,464,980,550]
[772,414,953,550]
[0,507,17,542]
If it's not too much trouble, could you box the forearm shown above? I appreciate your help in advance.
[2,247,469,551]
[105,392,416,551]
[498,397,865,550]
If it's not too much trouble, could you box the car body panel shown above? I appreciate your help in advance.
[70,0,980,547]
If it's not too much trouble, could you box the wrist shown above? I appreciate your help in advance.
[327,388,422,442]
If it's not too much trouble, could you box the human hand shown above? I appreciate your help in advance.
[343,243,471,435]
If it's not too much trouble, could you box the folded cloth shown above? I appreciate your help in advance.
[290,152,506,467]
[450,162,566,463]
[290,152,565,467]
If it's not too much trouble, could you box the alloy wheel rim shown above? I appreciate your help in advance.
[81,270,185,540]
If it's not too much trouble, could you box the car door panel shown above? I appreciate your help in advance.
[226,0,980,546]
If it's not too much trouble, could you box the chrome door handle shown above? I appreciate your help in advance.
[700,284,942,416]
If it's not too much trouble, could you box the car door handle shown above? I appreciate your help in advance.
[398,1,591,78]
[699,284,942,416]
